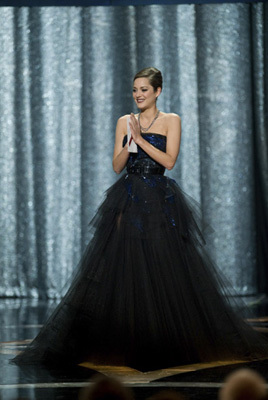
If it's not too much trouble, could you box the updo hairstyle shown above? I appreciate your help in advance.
[133,67,163,92]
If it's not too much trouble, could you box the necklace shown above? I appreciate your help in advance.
[138,110,160,133]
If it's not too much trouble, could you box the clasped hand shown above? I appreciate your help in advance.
[129,113,142,145]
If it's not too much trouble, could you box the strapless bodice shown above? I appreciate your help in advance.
[123,133,167,175]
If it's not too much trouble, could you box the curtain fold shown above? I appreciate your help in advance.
[196,4,258,292]
[0,4,267,298]
[251,4,268,294]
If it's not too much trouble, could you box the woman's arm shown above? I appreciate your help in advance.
[112,116,130,174]
[129,113,181,170]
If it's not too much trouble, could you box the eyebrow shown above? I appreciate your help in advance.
[133,85,149,89]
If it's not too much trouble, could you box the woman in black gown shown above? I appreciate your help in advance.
[12,67,268,372]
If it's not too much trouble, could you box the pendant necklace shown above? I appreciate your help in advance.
[138,110,160,133]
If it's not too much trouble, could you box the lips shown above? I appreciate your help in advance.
[137,99,145,103]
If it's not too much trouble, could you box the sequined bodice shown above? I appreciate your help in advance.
[123,133,167,173]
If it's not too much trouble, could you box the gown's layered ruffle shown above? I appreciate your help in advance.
[12,172,268,371]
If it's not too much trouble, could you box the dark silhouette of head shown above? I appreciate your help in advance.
[79,375,134,400]
[218,368,267,400]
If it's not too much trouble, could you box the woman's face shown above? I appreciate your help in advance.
[132,77,160,110]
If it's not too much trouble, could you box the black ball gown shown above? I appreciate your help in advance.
[12,133,268,372]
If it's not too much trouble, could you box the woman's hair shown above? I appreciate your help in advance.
[133,67,163,92]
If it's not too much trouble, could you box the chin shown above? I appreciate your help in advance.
[136,103,146,111]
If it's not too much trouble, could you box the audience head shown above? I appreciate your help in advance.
[219,368,267,400]
[79,375,134,400]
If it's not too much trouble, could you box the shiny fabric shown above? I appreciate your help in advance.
[0,4,267,298]
[125,134,166,175]
[11,133,268,372]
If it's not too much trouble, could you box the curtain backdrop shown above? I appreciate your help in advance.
[0,3,267,298]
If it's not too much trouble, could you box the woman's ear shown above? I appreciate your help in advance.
[156,87,162,99]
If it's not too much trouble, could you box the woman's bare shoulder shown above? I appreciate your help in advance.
[117,114,130,123]
[116,115,130,135]
[160,113,181,134]
[161,112,181,121]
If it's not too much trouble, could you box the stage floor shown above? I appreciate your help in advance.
[1,297,268,400]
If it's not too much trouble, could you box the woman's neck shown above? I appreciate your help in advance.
[139,106,158,121]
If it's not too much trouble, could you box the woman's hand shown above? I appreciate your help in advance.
[129,113,142,146]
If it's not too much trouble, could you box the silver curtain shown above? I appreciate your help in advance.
[0,4,267,298]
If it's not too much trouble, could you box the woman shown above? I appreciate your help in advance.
[12,67,268,372]
[113,68,181,175]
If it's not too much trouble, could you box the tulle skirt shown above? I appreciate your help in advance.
[12,173,268,371]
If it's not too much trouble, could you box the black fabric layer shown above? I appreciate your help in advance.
[11,133,268,372]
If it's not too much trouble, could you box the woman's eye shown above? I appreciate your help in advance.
[142,89,148,92]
